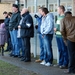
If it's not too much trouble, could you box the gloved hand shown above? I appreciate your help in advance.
[35,25,38,29]
[34,14,39,18]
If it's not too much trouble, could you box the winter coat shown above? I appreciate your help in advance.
[9,11,21,31]
[41,13,54,35]
[0,23,7,45]
[20,12,34,38]
[35,16,42,34]
[60,16,75,42]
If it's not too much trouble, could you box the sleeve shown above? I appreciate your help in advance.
[4,18,10,27]
[21,15,32,29]
[60,19,67,40]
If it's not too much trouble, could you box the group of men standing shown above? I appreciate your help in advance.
[4,4,34,62]
[35,5,75,74]
[3,3,75,74]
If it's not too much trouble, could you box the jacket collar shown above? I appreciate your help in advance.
[65,14,72,18]
[22,12,29,17]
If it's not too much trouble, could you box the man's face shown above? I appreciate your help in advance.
[57,7,61,14]
[21,9,25,15]
[38,9,42,15]
[40,10,44,16]
[12,7,18,13]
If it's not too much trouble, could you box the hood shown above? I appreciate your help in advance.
[47,13,54,19]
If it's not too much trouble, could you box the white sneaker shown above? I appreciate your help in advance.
[45,62,52,66]
[40,60,46,65]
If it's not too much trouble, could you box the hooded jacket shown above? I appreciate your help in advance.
[41,13,54,35]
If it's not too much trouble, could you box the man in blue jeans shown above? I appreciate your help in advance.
[40,8,54,66]
[9,4,21,57]
[54,5,68,69]
[34,7,44,63]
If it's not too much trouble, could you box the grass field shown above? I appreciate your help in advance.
[0,60,40,75]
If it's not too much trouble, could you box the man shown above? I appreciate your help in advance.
[54,5,68,69]
[61,11,75,74]
[9,4,21,57]
[3,11,11,52]
[18,8,34,62]
[40,7,54,66]
[34,7,44,63]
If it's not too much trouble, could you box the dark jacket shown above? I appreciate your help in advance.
[4,16,10,30]
[60,16,75,42]
[9,11,21,31]
[20,12,34,38]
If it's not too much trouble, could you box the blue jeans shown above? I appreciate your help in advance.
[39,34,44,60]
[67,40,75,73]
[56,36,68,66]
[43,34,53,63]
[10,30,20,55]
[18,38,24,56]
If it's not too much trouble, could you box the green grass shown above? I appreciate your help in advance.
[0,60,40,75]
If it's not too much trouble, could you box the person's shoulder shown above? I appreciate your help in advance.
[47,13,54,20]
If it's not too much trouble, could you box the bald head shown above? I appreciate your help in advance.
[21,8,29,15]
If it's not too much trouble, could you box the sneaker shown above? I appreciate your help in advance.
[59,65,68,69]
[40,60,46,65]
[35,59,42,63]
[64,70,75,74]
[45,62,52,67]
[53,64,60,67]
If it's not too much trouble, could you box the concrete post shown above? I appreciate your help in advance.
[45,0,48,8]
[57,0,60,6]
[15,0,20,10]
[57,0,60,64]
[34,0,37,58]
[24,0,27,8]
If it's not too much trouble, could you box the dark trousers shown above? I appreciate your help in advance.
[6,30,12,51]
[22,37,31,60]
[67,40,75,73]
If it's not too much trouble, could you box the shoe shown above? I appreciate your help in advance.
[53,64,60,67]
[4,49,9,52]
[35,59,42,63]
[24,59,31,62]
[59,65,68,69]
[45,62,53,67]
[13,55,18,57]
[64,70,75,74]
[21,57,25,61]
[40,60,46,65]
[9,53,14,57]
[18,56,23,58]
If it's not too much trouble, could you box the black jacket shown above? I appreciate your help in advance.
[9,11,21,31]
[4,16,10,30]
[20,12,34,38]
